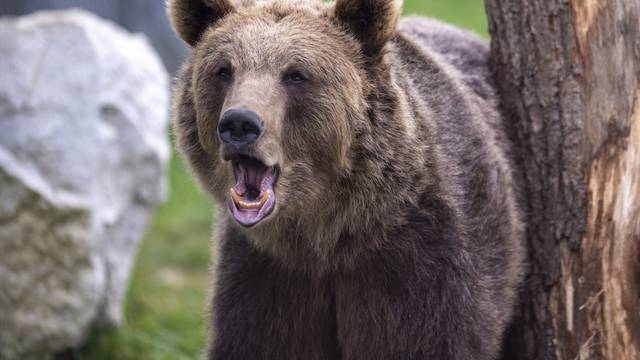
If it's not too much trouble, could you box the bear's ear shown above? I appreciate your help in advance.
[167,0,235,46]
[333,0,402,57]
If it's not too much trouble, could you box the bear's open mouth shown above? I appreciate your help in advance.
[227,155,278,227]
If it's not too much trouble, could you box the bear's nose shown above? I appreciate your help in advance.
[218,109,263,147]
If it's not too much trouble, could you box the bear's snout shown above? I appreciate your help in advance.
[218,108,264,152]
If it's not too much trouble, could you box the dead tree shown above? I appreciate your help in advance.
[484,0,640,359]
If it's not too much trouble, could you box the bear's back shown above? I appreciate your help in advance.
[397,17,496,103]
[391,17,525,342]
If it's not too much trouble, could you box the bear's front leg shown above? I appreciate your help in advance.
[335,242,494,360]
[208,229,340,360]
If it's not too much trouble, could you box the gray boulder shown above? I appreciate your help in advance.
[0,9,170,359]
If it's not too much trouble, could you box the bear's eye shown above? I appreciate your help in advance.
[216,66,233,82]
[283,70,307,85]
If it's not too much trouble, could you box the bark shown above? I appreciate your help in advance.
[484,0,640,359]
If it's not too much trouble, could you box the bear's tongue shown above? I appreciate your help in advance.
[228,157,276,227]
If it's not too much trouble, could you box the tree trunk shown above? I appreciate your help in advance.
[484,0,640,359]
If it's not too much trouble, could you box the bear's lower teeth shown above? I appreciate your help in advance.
[230,188,269,210]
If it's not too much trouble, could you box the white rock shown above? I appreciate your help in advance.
[0,10,170,359]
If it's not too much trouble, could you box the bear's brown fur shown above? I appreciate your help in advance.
[168,0,525,359]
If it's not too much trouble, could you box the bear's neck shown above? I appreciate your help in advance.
[325,56,434,264]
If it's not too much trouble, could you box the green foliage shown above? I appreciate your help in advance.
[79,1,486,358]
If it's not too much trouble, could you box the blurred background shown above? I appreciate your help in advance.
[0,0,487,359]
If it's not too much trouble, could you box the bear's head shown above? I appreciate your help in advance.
[170,0,414,260]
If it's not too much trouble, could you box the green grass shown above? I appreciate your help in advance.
[404,0,488,36]
[77,2,486,359]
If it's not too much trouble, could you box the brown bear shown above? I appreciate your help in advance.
[168,0,525,359]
